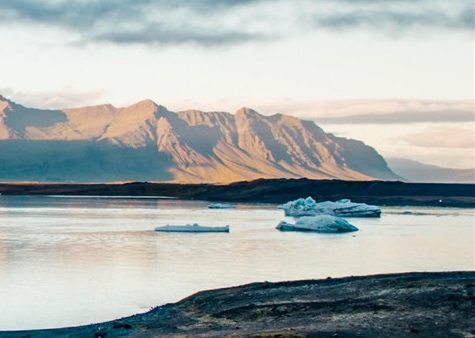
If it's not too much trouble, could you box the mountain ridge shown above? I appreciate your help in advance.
[387,158,474,184]
[0,96,398,183]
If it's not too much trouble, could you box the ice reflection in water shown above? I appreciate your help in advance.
[0,196,473,330]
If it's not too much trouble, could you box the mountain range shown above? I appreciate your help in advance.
[386,158,474,184]
[0,95,400,183]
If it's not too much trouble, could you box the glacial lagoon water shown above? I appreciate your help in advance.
[0,195,473,330]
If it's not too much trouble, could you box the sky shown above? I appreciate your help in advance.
[0,0,473,169]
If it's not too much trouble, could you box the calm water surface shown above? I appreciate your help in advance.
[0,195,473,330]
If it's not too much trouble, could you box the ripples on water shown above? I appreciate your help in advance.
[0,196,473,330]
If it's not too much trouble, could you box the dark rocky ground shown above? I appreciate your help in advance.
[0,178,474,207]
[1,271,474,338]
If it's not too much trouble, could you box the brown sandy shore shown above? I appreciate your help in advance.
[1,271,474,338]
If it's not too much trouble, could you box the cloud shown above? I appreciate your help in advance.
[400,126,474,148]
[314,110,474,124]
[0,0,471,47]
[0,0,275,47]
[252,99,474,125]
[309,0,474,33]
[1,88,105,109]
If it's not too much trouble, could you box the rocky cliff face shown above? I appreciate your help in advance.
[0,96,398,183]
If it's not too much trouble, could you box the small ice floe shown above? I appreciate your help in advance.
[155,223,230,233]
[278,197,381,218]
[208,203,236,209]
[276,215,358,233]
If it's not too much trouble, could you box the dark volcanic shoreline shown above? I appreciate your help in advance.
[0,178,474,207]
[1,271,474,338]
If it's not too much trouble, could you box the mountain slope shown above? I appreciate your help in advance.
[0,96,398,183]
[387,158,474,184]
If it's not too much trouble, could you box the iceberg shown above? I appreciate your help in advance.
[208,203,236,209]
[155,223,230,233]
[276,215,358,233]
[278,197,381,218]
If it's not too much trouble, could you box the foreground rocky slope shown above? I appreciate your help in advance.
[2,271,474,338]
[0,96,398,183]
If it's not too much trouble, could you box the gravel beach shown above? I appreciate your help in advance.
[1,271,474,338]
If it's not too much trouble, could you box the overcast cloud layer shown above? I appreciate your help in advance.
[0,0,472,47]
[401,126,474,149]
[313,109,474,124]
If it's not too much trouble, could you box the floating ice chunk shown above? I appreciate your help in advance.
[276,215,358,233]
[208,203,236,209]
[155,223,230,233]
[278,197,381,218]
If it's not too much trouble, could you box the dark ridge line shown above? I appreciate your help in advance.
[0,178,474,207]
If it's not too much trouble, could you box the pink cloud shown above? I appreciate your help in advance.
[400,126,474,148]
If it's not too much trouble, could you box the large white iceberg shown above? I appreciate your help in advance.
[276,215,358,233]
[278,197,381,218]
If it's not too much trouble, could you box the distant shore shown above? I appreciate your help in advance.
[1,271,474,338]
[0,178,474,207]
